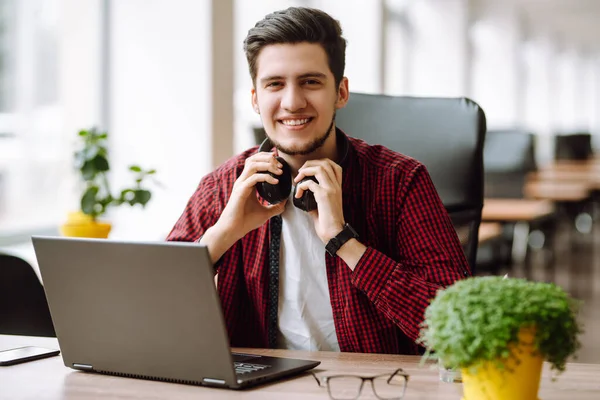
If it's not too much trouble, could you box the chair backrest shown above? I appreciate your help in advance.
[253,126,267,145]
[336,93,486,271]
[0,253,56,337]
[555,133,593,161]
[484,129,537,198]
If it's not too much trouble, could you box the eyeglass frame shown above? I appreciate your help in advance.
[310,368,410,400]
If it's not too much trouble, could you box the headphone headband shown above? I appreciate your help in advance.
[258,137,273,153]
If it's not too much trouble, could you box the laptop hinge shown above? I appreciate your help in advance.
[202,378,227,387]
[72,363,94,371]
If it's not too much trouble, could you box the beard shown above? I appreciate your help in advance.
[268,112,336,156]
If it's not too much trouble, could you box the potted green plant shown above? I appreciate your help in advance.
[419,276,582,400]
[60,127,158,238]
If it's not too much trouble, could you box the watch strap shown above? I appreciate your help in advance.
[325,223,359,256]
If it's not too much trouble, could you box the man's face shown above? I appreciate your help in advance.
[252,42,348,156]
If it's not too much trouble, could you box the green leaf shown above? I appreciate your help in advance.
[418,277,582,374]
[129,165,142,172]
[81,186,99,215]
[119,189,135,203]
[80,161,96,181]
[93,155,110,171]
[147,169,156,175]
[133,190,151,206]
[78,130,88,137]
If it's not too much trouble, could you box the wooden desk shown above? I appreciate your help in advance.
[478,222,502,244]
[482,199,555,222]
[523,180,589,202]
[481,199,557,266]
[545,158,600,171]
[2,335,600,399]
[530,170,600,191]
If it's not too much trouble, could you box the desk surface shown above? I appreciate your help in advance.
[545,158,600,171]
[482,198,555,222]
[530,169,600,190]
[524,179,590,201]
[2,335,600,400]
[477,222,502,243]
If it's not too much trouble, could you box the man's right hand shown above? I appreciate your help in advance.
[200,152,287,263]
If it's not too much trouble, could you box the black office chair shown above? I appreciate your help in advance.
[336,93,486,271]
[481,129,537,269]
[555,133,593,161]
[484,129,537,198]
[554,132,597,235]
[0,253,56,337]
[253,126,267,145]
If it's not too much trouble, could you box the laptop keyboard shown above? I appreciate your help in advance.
[234,362,271,375]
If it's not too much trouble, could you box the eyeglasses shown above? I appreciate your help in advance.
[310,369,410,400]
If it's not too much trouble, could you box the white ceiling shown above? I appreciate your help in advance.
[514,0,600,51]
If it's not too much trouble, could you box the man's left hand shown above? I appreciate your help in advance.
[294,159,345,244]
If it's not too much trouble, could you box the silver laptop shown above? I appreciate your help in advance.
[32,236,319,389]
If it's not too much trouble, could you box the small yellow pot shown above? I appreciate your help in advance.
[60,211,112,239]
[461,328,543,400]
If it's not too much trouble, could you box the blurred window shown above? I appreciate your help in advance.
[0,0,68,239]
[384,0,410,95]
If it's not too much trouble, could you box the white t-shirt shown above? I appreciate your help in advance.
[277,193,340,351]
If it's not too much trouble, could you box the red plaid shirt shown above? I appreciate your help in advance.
[167,131,470,354]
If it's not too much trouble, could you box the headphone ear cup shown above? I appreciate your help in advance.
[293,176,318,212]
[256,157,292,204]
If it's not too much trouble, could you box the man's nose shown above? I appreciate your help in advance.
[281,85,307,112]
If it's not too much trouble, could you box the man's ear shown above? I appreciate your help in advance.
[335,77,349,110]
[251,88,260,114]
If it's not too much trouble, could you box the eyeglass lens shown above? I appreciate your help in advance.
[327,376,363,400]
[327,373,407,400]
[372,374,407,399]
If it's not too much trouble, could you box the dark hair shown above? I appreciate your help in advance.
[243,7,347,87]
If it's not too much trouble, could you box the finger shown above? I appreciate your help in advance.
[238,174,279,201]
[296,160,338,185]
[265,199,288,217]
[298,158,339,171]
[295,179,320,199]
[296,165,337,189]
[332,162,343,184]
[240,159,283,180]
[241,172,280,191]
[295,159,319,182]
[249,161,284,175]
[319,159,342,184]
[245,152,283,168]
[250,151,282,163]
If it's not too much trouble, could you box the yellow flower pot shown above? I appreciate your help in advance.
[60,211,112,239]
[461,328,543,400]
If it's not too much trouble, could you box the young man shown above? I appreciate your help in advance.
[167,7,469,354]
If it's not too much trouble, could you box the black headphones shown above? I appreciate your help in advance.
[255,133,349,212]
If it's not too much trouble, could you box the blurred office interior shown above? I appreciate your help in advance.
[1,0,600,359]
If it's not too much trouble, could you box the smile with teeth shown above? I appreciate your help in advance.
[280,118,313,126]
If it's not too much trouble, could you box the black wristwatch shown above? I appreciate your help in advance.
[325,223,359,256]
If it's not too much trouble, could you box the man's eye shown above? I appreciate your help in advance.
[304,79,320,85]
[266,82,282,88]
